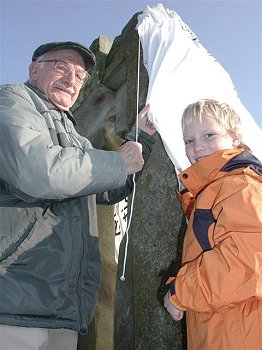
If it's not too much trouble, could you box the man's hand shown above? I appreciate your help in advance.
[117,141,144,175]
[138,104,156,136]
[164,293,184,321]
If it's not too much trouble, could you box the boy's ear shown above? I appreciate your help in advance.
[228,130,241,148]
[232,136,241,147]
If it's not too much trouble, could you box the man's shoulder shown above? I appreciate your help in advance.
[1,83,26,92]
[0,83,32,100]
[0,83,46,109]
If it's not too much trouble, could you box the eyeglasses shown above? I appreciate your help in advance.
[37,59,90,85]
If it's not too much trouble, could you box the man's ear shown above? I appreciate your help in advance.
[29,62,38,81]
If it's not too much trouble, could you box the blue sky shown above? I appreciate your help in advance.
[1,0,261,128]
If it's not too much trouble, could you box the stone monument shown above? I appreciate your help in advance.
[73,12,187,350]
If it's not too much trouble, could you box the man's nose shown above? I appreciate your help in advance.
[63,70,76,84]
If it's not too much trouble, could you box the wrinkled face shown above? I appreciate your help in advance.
[183,114,239,164]
[29,49,86,110]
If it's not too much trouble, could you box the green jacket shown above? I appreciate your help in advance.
[0,83,154,333]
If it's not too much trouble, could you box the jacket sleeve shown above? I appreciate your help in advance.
[0,85,128,201]
[96,127,155,205]
[169,176,262,313]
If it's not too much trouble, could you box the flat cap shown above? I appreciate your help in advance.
[32,41,96,70]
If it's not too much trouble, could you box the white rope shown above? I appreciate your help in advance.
[120,37,141,281]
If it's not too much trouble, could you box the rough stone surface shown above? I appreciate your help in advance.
[74,12,187,350]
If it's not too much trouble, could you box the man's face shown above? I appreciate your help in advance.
[29,49,86,110]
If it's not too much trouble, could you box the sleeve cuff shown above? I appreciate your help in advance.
[168,281,187,311]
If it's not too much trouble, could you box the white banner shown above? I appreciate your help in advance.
[136,3,262,171]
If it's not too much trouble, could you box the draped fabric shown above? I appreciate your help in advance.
[136,3,262,171]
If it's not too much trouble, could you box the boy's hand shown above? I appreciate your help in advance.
[138,104,156,136]
[164,293,184,321]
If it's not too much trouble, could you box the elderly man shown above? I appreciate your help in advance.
[0,41,155,350]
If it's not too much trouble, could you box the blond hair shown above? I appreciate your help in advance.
[181,99,250,151]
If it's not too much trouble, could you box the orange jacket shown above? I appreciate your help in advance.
[169,149,262,350]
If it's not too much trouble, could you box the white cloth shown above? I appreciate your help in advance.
[136,3,262,171]
[0,325,78,350]
[114,198,128,263]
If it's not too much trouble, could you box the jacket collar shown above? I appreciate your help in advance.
[179,149,261,196]
[24,81,78,125]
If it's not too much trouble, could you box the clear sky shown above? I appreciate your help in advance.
[1,0,261,128]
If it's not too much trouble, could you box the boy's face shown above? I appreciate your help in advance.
[183,114,239,164]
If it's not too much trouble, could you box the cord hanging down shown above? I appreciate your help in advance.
[120,37,141,282]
